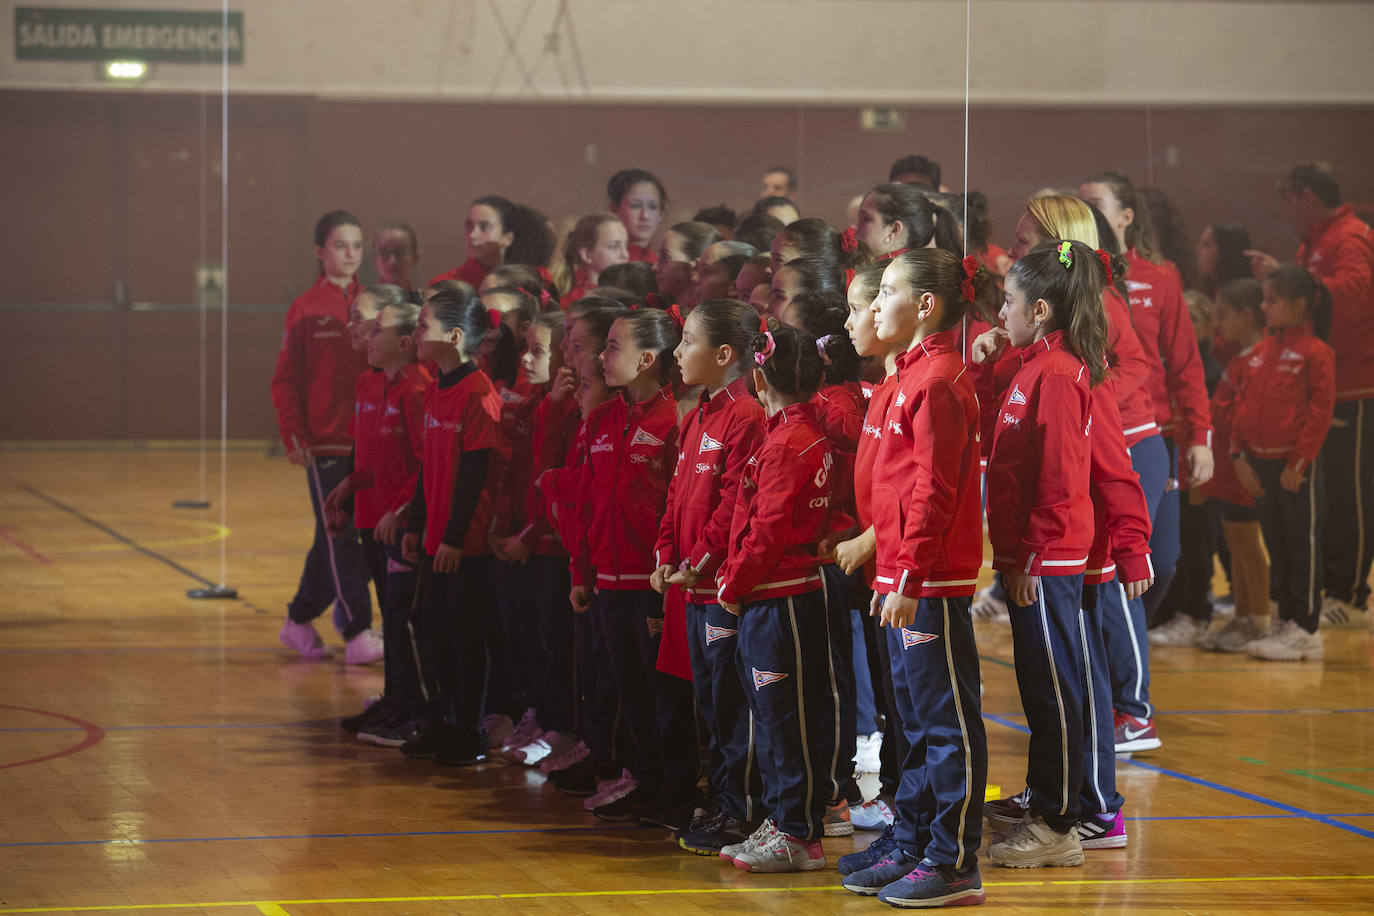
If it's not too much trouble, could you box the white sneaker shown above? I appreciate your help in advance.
[279,619,331,659]
[731,825,825,872]
[1209,591,1236,618]
[1148,615,1207,647]
[498,708,541,759]
[1201,616,1269,653]
[720,819,776,862]
[971,584,1009,622]
[344,627,385,665]
[1321,597,1371,630]
[515,729,578,766]
[583,769,635,811]
[853,730,883,774]
[1249,619,1324,661]
[850,799,895,830]
[988,815,1084,868]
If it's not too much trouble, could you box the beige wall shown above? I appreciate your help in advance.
[2,0,1373,104]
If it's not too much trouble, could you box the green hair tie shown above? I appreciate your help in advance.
[1057,241,1074,269]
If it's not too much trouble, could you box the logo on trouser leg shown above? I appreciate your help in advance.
[386,557,414,574]
[646,616,665,639]
[752,668,788,690]
[902,628,938,649]
[705,623,737,644]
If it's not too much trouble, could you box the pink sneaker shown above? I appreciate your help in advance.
[583,769,636,811]
[279,620,331,659]
[497,708,541,760]
[344,628,384,665]
[541,739,590,774]
[1077,809,1127,849]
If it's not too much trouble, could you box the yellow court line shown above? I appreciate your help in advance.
[0,512,230,556]
[3,875,1374,913]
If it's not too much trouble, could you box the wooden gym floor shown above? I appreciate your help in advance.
[1,445,1372,914]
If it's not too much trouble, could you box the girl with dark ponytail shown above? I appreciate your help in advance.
[771,217,874,274]
[428,196,554,290]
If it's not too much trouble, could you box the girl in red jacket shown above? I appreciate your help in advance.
[608,168,667,264]
[1198,279,1271,652]
[399,288,505,766]
[1231,267,1336,661]
[650,300,767,855]
[326,300,434,745]
[428,196,553,290]
[570,308,698,825]
[835,249,993,906]
[271,211,381,663]
[980,240,1108,869]
[557,215,629,306]
[716,321,841,874]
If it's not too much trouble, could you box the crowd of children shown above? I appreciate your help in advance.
[268,159,1371,907]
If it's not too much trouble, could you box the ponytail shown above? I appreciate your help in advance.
[1006,240,1110,386]
[891,249,1000,328]
[752,319,825,398]
[1266,264,1333,341]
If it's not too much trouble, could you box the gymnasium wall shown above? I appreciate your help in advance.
[2,0,1372,439]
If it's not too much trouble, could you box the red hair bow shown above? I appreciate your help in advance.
[536,266,554,285]
[539,288,552,307]
[644,292,663,310]
[1095,249,1114,284]
[840,226,858,254]
[666,304,685,329]
[487,308,503,330]
[758,315,769,334]
[960,255,979,303]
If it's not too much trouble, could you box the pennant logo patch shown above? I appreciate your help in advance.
[752,668,789,690]
[699,432,724,452]
[646,616,665,639]
[705,624,737,644]
[631,427,665,447]
[1008,385,1027,406]
[902,628,939,650]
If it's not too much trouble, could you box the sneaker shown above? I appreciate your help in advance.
[679,812,751,856]
[633,798,694,831]
[540,739,590,775]
[1200,615,1269,653]
[971,584,1008,622]
[434,726,487,766]
[854,730,883,775]
[850,799,896,831]
[1210,591,1236,618]
[512,729,577,766]
[823,799,854,836]
[481,713,514,750]
[1113,712,1161,754]
[1076,809,1127,849]
[279,619,331,659]
[987,815,1083,868]
[732,827,825,873]
[592,784,644,822]
[497,708,541,759]
[400,721,453,759]
[1320,597,1371,630]
[1249,619,1324,661]
[343,628,385,665]
[339,695,390,733]
[357,715,420,748]
[720,819,777,863]
[984,788,1031,831]
[584,769,636,811]
[840,848,919,895]
[548,756,601,796]
[1148,614,1207,647]
[837,823,899,875]
[878,859,986,907]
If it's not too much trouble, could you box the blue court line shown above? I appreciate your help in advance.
[983,713,1374,841]
[0,824,640,849]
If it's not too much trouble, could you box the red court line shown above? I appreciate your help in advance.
[0,705,105,769]
[0,526,53,564]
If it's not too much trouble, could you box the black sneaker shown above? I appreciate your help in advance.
[434,726,488,767]
[400,721,453,759]
[634,798,694,831]
[358,714,421,748]
[549,756,601,796]
[678,811,752,856]
[593,787,645,822]
[340,697,394,733]
[837,822,899,876]
[673,801,721,840]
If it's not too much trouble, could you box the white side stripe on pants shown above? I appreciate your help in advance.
[309,459,358,628]
[786,597,817,838]
[1117,580,1151,718]
[942,598,976,869]
[1078,608,1106,814]
[1037,589,1071,817]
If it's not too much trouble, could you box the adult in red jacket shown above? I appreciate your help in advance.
[1249,163,1374,626]
[427,196,551,292]
[270,211,377,662]
[607,168,666,264]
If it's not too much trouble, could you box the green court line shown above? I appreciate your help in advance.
[1286,769,1374,798]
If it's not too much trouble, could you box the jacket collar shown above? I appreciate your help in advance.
[1020,329,1068,365]
[1306,204,1354,248]
[767,399,818,432]
[698,374,751,416]
[896,328,958,374]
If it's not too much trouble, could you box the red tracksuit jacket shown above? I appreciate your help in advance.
[1231,326,1336,474]
[573,385,679,590]
[986,330,1096,576]
[520,395,580,556]
[347,363,432,528]
[812,381,864,520]
[1200,347,1254,508]
[1123,250,1212,448]
[419,365,503,556]
[489,380,544,543]
[854,373,900,588]
[628,242,659,265]
[870,330,983,599]
[1296,205,1374,401]
[654,375,767,604]
[270,276,368,456]
[427,258,490,290]
[1104,287,1159,446]
[1083,378,1154,586]
[537,406,590,559]
[717,401,838,605]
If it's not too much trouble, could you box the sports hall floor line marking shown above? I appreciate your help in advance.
[3,875,1374,913]
[17,483,218,587]
[983,713,1374,841]
[0,720,336,733]
[0,705,105,771]
[987,707,1374,717]
[1285,769,1374,797]
[0,824,643,848]
[0,524,52,563]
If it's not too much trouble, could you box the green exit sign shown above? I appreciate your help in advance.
[15,6,244,63]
